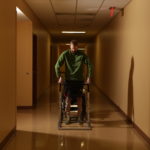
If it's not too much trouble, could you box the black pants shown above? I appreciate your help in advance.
[64,80,84,102]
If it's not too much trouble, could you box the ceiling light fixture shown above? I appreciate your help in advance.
[61,31,86,34]
[16,7,23,15]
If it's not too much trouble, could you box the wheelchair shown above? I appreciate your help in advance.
[58,82,92,130]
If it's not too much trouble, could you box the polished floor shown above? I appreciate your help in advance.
[2,85,150,150]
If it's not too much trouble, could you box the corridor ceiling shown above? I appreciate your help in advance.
[25,0,131,38]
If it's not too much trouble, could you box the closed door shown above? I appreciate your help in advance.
[16,20,33,107]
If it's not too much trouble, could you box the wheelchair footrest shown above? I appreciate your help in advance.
[70,105,78,108]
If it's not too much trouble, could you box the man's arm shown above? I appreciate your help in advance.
[55,52,65,78]
[83,54,93,83]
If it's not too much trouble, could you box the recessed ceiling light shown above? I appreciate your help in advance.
[61,31,86,34]
[65,43,70,45]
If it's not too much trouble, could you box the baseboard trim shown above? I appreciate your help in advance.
[0,127,16,149]
[17,106,34,109]
[93,83,150,145]
[133,123,150,145]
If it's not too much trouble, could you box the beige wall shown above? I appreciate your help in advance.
[17,19,33,106]
[37,32,51,98]
[0,0,16,143]
[0,0,51,144]
[94,0,150,138]
[16,0,51,99]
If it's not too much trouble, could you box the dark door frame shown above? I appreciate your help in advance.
[32,34,38,107]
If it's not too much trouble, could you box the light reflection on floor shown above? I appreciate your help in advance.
[2,85,150,150]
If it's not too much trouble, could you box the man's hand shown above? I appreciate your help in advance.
[58,76,63,84]
[86,77,91,84]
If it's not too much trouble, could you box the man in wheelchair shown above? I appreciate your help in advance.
[55,40,92,124]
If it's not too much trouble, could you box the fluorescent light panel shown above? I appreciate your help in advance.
[62,31,86,34]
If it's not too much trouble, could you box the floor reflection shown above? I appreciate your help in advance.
[2,85,150,150]
[2,130,150,150]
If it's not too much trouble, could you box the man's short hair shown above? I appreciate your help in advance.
[70,40,78,46]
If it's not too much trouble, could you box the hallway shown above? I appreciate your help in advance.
[1,0,150,149]
[2,85,150,150]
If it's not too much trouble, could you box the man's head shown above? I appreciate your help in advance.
[70,40,78,53]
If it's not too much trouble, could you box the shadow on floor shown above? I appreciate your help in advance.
[90,110,133,128]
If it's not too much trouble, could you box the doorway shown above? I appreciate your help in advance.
[32,34,38,107]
